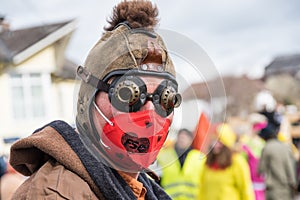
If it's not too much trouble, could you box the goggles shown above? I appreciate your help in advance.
[106,75,182,117]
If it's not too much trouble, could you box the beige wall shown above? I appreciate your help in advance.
[12,47,56,73]
[0,47,75,140]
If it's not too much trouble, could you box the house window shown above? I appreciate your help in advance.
[10,73,49,120]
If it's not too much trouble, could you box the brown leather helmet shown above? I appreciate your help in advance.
[76,23,177,145]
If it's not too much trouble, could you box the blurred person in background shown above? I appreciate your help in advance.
[237,113,267,200]
[157,128,205,200]
[199,123,255,200]
[0,155,6,178]
[258,124,297,200]
[0,162,26,200]
[8,1,182,199]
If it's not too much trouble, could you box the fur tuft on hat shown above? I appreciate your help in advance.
[105,0,159,31]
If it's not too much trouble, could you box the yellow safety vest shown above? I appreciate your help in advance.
[157,148,205,200]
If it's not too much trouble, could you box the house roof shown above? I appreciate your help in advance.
[182,75,265,116]
[264,54,300,78]
[183,75,265,100]
[0,19,77,64]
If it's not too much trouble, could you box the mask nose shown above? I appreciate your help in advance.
[140,100,155,111]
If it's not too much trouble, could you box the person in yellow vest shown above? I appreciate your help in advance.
[199,123,255,200]
[157,128,205,200]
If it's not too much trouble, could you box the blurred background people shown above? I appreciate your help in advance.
[237,113,267,200]
[258,124,297,200]
[1,161,26,200]
[199,123,255,200]
[157,128,205,200]
[0,155,6,178]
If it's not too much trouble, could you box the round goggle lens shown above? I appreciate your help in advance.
[108,76,181,116]
[118,87,133,102]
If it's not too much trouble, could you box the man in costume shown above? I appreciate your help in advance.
[9,1,182,199]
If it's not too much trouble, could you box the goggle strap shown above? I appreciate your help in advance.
[77,65,110,92]
[96,80,110,92]
[103,69,177,86]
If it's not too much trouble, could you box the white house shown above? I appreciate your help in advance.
[0,19,78,146]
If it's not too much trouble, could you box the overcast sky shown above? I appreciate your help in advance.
[1,0,300,79]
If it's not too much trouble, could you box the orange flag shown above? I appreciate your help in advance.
[192,112,210,152]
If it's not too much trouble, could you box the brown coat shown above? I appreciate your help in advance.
[9,125,103,199]
[9,121,171,200]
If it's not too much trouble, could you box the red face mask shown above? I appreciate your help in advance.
[101,109,171,171]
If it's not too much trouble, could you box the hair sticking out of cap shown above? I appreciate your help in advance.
[104,0,159,31]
